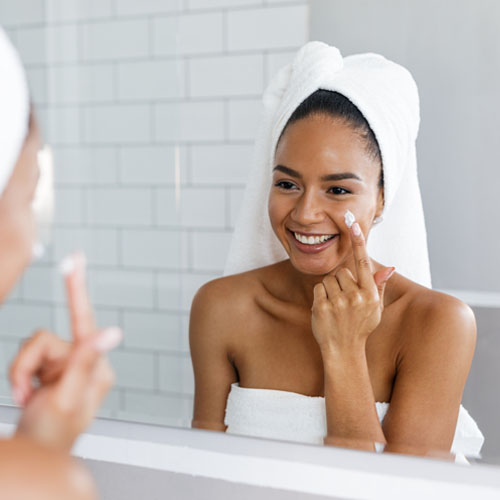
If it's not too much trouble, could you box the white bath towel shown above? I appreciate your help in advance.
[0,27,30,197]
[0,27,53,258]
[223,41,431,288]
[225,383,485,464]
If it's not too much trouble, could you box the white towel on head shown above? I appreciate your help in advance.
[223,41,431,288]
[0,27,30,197]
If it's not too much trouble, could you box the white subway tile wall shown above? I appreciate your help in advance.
[82,19,150,61]
[0,0,309,424]
[45,0,114,23]
[153,13,224,56]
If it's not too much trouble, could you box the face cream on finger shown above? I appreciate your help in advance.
[344,209,356,228]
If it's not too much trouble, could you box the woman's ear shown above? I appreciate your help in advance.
[375,186,385,218]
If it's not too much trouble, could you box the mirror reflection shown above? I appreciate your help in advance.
[189,44,483,465]
[0,0,497,469]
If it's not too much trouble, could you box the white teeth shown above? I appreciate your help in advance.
[293,232,334,245]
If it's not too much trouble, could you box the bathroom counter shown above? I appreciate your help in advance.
[0,405,499,499]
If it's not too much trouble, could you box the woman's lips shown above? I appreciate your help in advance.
[286,228,339,254]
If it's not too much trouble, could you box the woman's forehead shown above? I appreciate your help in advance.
[274,116,379,180]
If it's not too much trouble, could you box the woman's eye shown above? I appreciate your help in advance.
[275,181,296,190]
[329,186,350,195]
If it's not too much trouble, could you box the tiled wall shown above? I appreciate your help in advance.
[0,0,309,425]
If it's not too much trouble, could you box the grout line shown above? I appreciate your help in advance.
[22,47,291,69]
[147,16,154,57]
[0,0,305,32]
[117,228,123,266]
[184,55,190,99]
[32,94,262,109]
[223,98,229,141]
[149,102,156,142]
[187,229,193,271]
[222,9,228,53]
[185,143,193,186]
[153,351,160,391]
[151,186,158,226]
[153,271,159,310]
[223,186,230,230]
[263,49,268,86]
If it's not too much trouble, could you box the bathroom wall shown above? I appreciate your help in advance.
[310,0,500,294]
[309,0,500,464]
[463,306,500,465]
[0,0,309,425]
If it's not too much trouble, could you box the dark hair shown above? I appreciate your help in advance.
[278,90,384,188]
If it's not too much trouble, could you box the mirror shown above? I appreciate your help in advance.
[309,0,500,466]
[0,0,497,467]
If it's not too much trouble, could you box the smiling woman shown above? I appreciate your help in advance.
[269,92,384,275]
[189,41,484,463]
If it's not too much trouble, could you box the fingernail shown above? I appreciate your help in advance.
[59,255,75,276]
[387,267,396,280]
[74,251,87,271]
[59,251,87,276]
[94,327,123,353]
[352,222,361,236]
[32,241,45,260]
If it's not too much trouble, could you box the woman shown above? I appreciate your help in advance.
[190,42,484,462]
[0,28,121,498]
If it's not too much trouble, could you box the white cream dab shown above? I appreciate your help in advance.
[344,209,356,228]
[59,255,75,276]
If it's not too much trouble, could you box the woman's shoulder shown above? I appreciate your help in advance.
[189,265,281,354]
[394,274,476,347]
[190,264,277,326]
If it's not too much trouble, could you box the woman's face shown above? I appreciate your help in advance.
[0,113,41,302]
[268,114,384,276]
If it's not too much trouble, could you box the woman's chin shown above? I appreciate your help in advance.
[289,255,338,277]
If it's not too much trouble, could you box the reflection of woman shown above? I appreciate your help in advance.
[190,42,484,462]
[0,28,121,498]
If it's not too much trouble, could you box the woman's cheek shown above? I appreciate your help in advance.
[0,212,33,303]
[18,207,35,269]
[268,195,286,230]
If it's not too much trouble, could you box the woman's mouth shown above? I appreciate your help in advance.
[286,229,338,254]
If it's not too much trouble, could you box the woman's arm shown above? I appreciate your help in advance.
[0,436,96,500]
[10,253,119,452]
[4,253,118,498]
[322,348,386,450]
[313,220,476,457]
[382,294,476,457]
[313,222,393,450]
[190,279,239,431]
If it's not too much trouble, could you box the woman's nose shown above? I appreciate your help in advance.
[291,191,325,225]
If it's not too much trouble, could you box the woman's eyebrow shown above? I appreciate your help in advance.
[273,164,362,182]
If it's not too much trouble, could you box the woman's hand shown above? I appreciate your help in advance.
[311,222,395,355]
[9,252,122,452]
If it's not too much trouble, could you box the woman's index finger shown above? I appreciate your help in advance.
[61,252,96,341]
[350,222,375,289]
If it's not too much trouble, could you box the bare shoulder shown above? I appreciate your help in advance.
[191,268,266,323]
[189,267,270,349]
[395,276,476,354]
